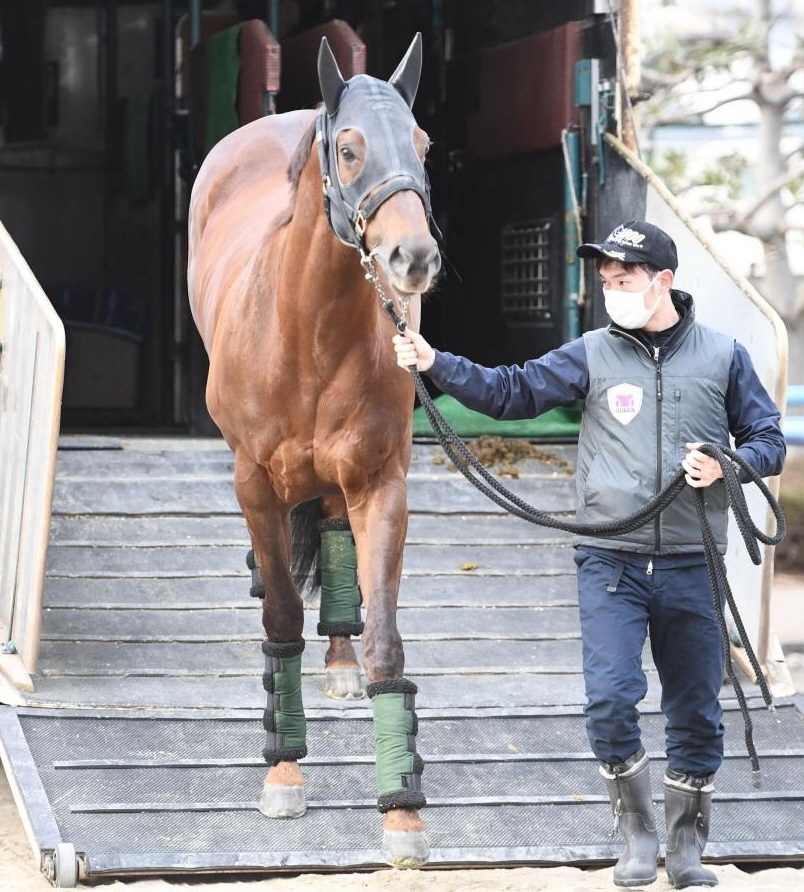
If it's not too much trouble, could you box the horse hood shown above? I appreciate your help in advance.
[315,35,431,248]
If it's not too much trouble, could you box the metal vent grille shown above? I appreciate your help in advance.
[501,220,552,326]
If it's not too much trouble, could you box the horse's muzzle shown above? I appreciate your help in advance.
[387,236,441,294]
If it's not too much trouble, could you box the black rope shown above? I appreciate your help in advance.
[389,308,787,778]
[689,445,784,784]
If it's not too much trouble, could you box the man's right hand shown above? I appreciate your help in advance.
[392,331,436,372]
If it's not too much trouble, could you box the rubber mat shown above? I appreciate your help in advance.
[1,437,801,883]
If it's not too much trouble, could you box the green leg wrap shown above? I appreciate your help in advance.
[317,519,364,637]
[367,678,426,812]
[246,548,265,599]
[262,639,307,765]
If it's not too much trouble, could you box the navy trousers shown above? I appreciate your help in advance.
[574,547,726,776]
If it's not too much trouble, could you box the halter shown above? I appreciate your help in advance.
[314,76,434,261]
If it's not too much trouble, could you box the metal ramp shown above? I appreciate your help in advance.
[1,435,803,885]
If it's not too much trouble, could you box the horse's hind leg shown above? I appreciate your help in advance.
[318,500,365,699]
[234,452,307,819]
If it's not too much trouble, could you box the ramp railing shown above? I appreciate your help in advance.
[0,221,65,693]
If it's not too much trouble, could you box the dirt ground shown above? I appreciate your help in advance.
[2,574,803,892]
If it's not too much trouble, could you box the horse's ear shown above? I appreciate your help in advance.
[388,32,422,108]
[318,37,346,115]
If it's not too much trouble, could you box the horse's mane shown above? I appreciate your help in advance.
[288,116,318,190]
[269,116,318,234]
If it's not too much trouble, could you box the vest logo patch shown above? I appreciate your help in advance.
[607,383,643,425]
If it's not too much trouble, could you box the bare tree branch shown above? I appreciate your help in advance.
[782,142,804,167]
[643,91,755,126]
[735,161,804,230]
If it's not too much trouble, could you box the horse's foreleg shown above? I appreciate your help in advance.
[259,638,307,818]
[235,454,307,819]
[348,482,429,868]
[318,502,365,699]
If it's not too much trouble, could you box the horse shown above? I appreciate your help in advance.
[187,34,441,867]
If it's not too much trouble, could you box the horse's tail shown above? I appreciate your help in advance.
[290,499,324,597]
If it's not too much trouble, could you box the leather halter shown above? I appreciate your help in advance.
[314,75,433,257]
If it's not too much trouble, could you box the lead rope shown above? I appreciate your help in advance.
[361,251,410,328]
[380,299,786,780]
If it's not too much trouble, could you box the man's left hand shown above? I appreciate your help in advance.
[682,442,724,488]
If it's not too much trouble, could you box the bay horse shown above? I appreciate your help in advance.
[187,34,440,867]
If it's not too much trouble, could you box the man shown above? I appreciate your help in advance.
[392,220,786,889]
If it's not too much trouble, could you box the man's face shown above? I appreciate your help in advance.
[598,261,658,304]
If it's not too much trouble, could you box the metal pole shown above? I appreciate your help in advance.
[563,130,582,341]
[189,0,201,46]
[186,0,201,178]
[268,0,281,40]
[264,0,281,114]
[103,0,118,290]
[159,0,176,423]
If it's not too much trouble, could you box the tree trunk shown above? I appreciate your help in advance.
[620,0,641,153]
[749,0,800,381]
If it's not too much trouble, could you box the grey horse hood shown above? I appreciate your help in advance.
[315,37,431,249]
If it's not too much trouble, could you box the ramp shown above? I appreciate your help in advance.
[1,435,802,885]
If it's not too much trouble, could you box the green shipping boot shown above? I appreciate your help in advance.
[600,749,660,887]
[663,770,718,889]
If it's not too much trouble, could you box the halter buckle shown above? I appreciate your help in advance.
[355,210,367,238]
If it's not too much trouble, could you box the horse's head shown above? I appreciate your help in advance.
[315,33,441,297]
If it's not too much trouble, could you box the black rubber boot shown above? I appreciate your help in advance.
[600,749,660,887]
[663,770,718,889]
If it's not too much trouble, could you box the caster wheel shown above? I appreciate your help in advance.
[54,842,78,887]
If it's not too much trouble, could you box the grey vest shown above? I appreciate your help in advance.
[575,320,734,554]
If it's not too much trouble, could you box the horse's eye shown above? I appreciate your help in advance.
[339,146,357,163]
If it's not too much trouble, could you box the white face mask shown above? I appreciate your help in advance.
[603,273,662,329]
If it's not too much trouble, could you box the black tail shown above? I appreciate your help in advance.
[290,499,324,596]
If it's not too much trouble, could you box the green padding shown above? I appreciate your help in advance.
[413,395,582,439]
[319,529,361,625]
[372,692,416,797]
[204,24,243,154]
[273,653,306,750]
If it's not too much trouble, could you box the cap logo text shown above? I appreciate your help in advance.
[609,226,646,249]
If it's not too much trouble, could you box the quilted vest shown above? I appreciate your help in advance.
[575,319,734,554]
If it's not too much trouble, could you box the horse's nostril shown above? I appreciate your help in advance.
[428,244,442,273]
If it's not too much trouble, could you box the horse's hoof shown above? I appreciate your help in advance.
[324,666,365,700]
[258,783,306,818]
[380,830,430,869]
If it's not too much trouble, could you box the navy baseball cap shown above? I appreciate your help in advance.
[577,220,678,272]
